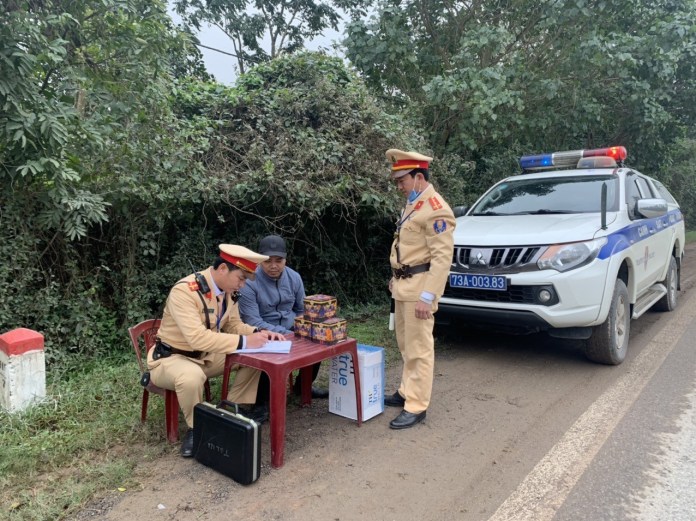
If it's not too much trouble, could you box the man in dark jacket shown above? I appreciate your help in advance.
[239,235,329,415]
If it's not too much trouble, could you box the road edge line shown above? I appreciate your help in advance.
[487,287,696,521]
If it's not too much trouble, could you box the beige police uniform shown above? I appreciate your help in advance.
[148,261,265,428]
[388,153,455,414]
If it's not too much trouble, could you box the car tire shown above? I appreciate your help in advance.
[654,256,678,312]
[584,279,630,365]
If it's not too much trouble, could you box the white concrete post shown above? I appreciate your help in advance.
[0,328,46,412]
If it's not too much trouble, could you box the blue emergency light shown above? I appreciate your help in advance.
[519,146,627,171]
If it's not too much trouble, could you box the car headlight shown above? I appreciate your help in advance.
[537,238,607,272]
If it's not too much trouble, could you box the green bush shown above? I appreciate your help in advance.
[166,53,430,302]
[1,51,438,363]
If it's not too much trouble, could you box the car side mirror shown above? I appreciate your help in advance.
[636,198,668,219]
[453,205,468,218]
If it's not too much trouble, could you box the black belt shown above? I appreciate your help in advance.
[170,346,203,359]
[392,263,431,279]
[156,339,203,359]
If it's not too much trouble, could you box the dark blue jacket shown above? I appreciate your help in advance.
[238,266,305,334]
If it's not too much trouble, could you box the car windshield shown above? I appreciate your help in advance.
[470,175,620,215]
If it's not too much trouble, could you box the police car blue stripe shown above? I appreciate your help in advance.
[597,209,683,260]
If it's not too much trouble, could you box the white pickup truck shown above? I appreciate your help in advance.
[438,146,685,364]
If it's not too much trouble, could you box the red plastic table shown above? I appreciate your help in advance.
[221,336,362,468]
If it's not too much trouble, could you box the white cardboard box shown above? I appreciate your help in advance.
[329,344,384,421]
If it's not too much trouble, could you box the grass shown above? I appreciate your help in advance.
[686,229,696,244]
[0,304,397,520]
[342,301,400,364]
[0,352,178,521]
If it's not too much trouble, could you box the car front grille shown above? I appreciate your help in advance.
[452,246,544,273]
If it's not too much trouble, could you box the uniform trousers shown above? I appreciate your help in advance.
[150,353,261,428]
[394,299,437,414]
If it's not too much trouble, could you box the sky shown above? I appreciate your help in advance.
[167,3,346,85]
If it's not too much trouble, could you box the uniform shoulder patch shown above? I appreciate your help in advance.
[433,219,447,234]
[187,281,200,292]
[429,197,443,210]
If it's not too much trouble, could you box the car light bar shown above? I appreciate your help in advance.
[519,146,627,171]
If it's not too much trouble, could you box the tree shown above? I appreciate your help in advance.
[173,0,366,74]
[660,137,696,224]
[0,0,185,239]
[0,0,213,360]
[344,0,696,185]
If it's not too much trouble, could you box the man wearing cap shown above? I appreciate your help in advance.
[239,235,329,409]
[384,149,455,429]
[148,244,285,457]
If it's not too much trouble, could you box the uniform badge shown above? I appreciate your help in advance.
[187,281,199,291]
[414,201,424,210]
[433,219,447,233]
[429,197,443,210]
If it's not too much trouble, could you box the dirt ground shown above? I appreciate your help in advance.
[72,343,521,521]
[69,244,696,521]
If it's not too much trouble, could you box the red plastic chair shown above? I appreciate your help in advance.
[128,319,211,443]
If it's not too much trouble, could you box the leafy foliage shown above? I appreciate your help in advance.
[659,137,696,225]
[7,0,694,372]
[0,0,192,239]
[0,0,214,361]
[170,53,433,301]
[344,0,696,199]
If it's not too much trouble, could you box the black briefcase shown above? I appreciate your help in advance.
[193,400,261,485]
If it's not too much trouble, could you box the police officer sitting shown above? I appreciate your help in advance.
[147,244,285,457]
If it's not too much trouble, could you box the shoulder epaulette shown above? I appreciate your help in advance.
[429,197,443,210]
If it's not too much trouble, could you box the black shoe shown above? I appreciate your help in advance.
[180,428,194,457]
[311,386,329,399]
[384,391,406,407]
[244,404,269,424]
[389,410,426,430]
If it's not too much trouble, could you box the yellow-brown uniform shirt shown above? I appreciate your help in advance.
[390,184,455,302]
[147,267,262,428]
[147,267,256,369]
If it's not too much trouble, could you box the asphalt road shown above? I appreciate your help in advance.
[485,250,696,521]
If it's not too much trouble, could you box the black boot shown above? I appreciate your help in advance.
[180,428,194,457]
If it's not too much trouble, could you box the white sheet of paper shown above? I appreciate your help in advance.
[238,340,292,354]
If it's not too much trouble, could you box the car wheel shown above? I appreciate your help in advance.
[584,279,630,365]
[654,256,678,312]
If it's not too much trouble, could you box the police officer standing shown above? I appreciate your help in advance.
[384,150,455,429]
[148,244,284,457]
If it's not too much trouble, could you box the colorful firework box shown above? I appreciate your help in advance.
[293,316,312,338]
[303,294,337,322]
[311,317,347,345]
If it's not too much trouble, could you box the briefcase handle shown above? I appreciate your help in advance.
[216,400,240,414]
